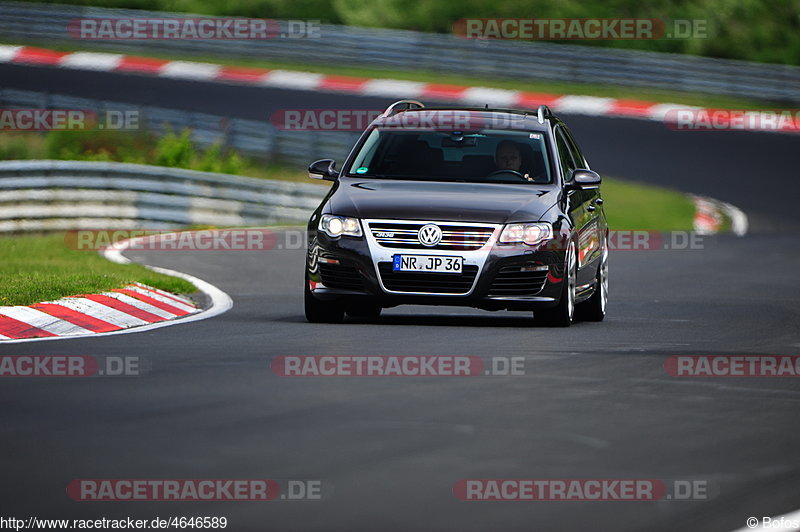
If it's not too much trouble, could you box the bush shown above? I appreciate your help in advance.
[0,136,33,160]
[2,125,258,177]
[154,128,195,168]
[44,129,152,162]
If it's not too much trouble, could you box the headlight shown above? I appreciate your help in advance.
[319,214,362,238]
[499,222,553,247]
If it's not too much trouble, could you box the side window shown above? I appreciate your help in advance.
[555,127,577,179]
[562,126,588,169]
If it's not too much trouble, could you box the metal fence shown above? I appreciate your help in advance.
[0,88,346,233]
[0,160,328,232]
[0,1,798,104]
[0,88,360,164]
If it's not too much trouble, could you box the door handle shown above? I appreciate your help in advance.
[595,198,604,205]
[587,205,596,212]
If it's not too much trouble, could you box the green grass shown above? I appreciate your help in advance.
[0,233,196,306]
[1,39,777,110]
[601,177,696,231]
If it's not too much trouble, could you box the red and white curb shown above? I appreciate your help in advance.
[692,195,749,236]
[0,283,197,340]
[1,44,796,133]
[0,234,233,343]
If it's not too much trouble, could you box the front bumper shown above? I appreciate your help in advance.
[307,222,567,311]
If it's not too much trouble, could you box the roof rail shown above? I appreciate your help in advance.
[381,100,425,117]
[537,105,553,124]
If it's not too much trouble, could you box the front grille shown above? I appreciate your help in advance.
[378,263,479,294]
[369,222,494,251]
[318,263,364,291]
[488,265,548,296]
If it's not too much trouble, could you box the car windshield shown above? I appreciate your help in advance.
[346,128,553,184]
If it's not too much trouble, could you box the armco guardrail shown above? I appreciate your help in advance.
[0,160,328,232]
[0,1,799,103]
[0,88,360,164]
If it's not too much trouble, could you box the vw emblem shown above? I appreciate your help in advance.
[418,224,442,247]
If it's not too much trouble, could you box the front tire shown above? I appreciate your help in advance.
[534,241,576,327]
[304,283,344,323]
[576,246,608,322]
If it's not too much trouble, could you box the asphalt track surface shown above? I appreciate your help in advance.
[1,63,799,531]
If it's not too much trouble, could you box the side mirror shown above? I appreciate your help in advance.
[308,159,339,181]
[567,169,601,190]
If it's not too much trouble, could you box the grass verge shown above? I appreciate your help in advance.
[601,178,696,231]
[0,233,196,306]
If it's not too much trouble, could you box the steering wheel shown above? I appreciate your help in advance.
[486,169,527,182]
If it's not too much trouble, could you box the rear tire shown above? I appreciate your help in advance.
[576,247,608,322]
[304,283,344,323]
[534,241,576,327]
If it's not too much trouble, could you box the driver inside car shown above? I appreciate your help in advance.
[494,140,534,181]
[495,140,522,171]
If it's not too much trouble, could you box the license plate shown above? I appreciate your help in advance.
[393,254,463,273]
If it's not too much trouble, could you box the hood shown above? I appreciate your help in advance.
[328,179,557,224]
